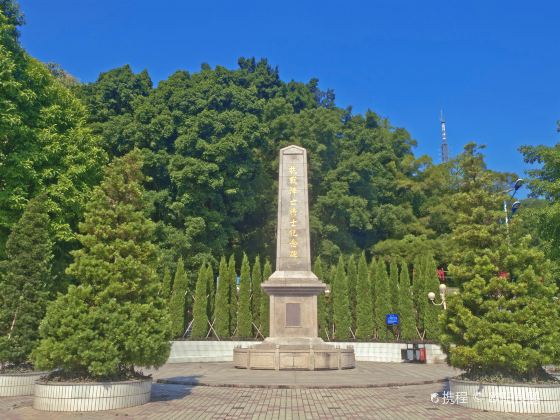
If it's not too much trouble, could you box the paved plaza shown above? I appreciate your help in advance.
[2,362,559,419]
[150,361,459,388]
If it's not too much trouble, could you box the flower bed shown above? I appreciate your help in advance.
[0,371,48,397]
[450,378,560,414]
[33,378,152,412]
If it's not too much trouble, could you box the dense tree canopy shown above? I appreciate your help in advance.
[72,59,450,273]
[0,2,105,268]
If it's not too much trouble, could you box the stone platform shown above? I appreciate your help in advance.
[233,342,355,370]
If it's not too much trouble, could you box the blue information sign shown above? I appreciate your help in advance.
[386,313,399,326]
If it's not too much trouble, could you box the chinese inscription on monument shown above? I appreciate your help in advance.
[288,164,298,258]
[276,146,310,271]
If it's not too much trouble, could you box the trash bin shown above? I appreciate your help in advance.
[402,344,418,362]
[418,347,426,363]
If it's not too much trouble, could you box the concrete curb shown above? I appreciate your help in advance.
[157,377,450,389]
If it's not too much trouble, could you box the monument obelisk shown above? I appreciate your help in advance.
[233,145,355,370]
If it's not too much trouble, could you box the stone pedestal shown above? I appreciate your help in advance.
[233,145,355,370]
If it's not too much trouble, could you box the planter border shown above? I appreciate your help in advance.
[0,371,48,397]
[449,377,560,414]
[33,377,152,412]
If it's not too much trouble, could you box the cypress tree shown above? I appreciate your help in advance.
[213,256,229,338]
[259,259,272,337]
[413,255,429,338]
[441,234,560,381]
[398,260,417,341]
[191,263,208,339]
[161,268,172,300]
[251,255,262,331]
[205,263,215,325]
[236,253,252,338]
[369,257,378,338]
[169,257,188,338]
[0,195,52,367]
[375,258,391,340]
[328,264,337,338]
[389,259,399,313]
[346,255,358,331]
[314,256,328,340]
[333,256,351,340]
[355,252,373,340]
[227,254,237,336]
[33,151,171,378]
[423,255,442,340]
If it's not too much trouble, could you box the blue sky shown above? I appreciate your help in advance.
[18,0,560,190]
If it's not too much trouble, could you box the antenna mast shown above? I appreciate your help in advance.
[440,109,449,163]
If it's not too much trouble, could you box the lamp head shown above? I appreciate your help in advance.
[439,283,447,294]
[428,292,436,301]
[513,178,524,191]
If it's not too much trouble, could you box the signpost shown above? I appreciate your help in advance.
[386,313,399,326]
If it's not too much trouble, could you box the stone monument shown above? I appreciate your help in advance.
[233,145,355,370]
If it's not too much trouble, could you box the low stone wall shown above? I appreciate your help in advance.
[33,378,151,412]
[450,378,560,414]
[233,344,355,370]
[169,341,446,364]
[0,371,47,397]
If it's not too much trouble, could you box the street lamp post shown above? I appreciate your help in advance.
[428,283,448,310]
[503,178,523,231]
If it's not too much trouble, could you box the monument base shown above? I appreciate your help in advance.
[233,339,355,370]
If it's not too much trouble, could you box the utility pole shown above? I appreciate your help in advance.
[440,110,449,163]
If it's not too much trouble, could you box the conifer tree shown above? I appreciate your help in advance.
[227,254,237,335]
[251,255,262,330]
[369,257,378,338]
[169,257,188,338]
[191,263,208,339]
[389,259,399,313]
[0,195,52,367]
[375,258,391,340]
[412,255,427,336]
[346,255,358,330]
[423,255,442,340]
[398,260,417,340]
[314,256,328,340]
[355,252,373,340]
[161,268,172,300]
[333,256,351,340]
[213,256,229,338]
[328,264,337,337]
[32,151,171,378]
[206,263,215,323]
[236,254,252,338]
[441,234,560,381]
[259,259,272,337]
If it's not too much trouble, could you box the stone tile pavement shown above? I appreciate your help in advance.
[1,362,558,419]
[3,382,558,419]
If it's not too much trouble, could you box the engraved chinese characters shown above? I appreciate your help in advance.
[276,146,311,272]
[288,164,298,258]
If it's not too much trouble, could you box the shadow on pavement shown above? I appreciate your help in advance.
[150,382,193,402]
[157,375,202,386]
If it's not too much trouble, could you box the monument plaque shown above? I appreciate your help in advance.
[285,303,301,327]
[233,145,355,370]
